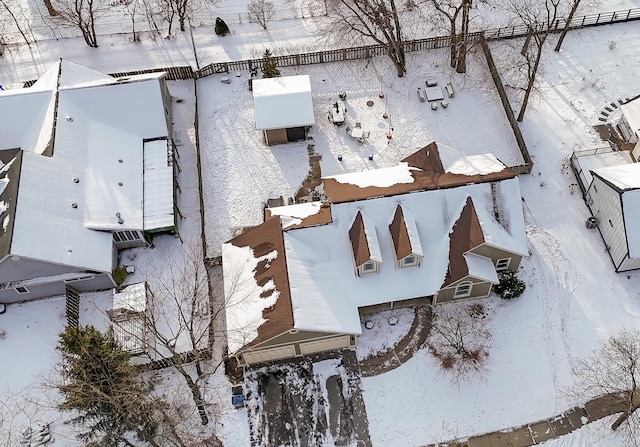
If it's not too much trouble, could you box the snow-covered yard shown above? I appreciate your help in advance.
[1,1,640,446]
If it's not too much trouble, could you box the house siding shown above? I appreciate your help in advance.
[0,272,114,303]
[469,244,523,271]
[434,278,493,304]
[264,128,288,145]
[586,176,628,269]
[0,257,84,284]
[236,330,355,366]
[359,296,432,315]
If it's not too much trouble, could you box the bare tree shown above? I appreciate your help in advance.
[430,0,471,73]
[320,0,407,77]
[247,0,276,30]
[427,301,492,383]
[131,240,215,426]
[123,0,141,42]
[0,0,33,44]
[50,0,104,47]
[571,329,640,446]
[500,0,565,121]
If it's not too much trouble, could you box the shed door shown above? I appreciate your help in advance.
[242,345,296,364]
[286,126,306,142]
[300,335,351,355]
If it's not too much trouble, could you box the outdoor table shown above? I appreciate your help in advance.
[425,86,445,102]
[350,127,364,139]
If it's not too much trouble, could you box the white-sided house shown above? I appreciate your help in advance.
[252,75,315,145]
[0,60,177,304]
[585,163,640,272]
[222,142,528,366]
[618,97,640,160]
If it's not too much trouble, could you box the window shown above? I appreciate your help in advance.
[495,258,511,271]
[403,256,416,266]
[362,262,375,272]
[15,286,29,294]
[454,281,472,298]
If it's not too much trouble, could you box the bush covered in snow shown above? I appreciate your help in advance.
[494,270,526,299]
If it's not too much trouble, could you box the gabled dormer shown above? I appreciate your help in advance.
[349,211,382,276]
[389,204,423,268]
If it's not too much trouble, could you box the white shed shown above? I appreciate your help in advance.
[586,163,640,272]
[108,282,148,355]
[618,97,640,160]
[252,75,315,145]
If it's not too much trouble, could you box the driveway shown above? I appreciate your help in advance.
[244,350,372,447]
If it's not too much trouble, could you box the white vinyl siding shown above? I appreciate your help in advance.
[300,335,351,355]
[588,176,628,269]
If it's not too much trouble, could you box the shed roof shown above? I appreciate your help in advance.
[252,75,315,130]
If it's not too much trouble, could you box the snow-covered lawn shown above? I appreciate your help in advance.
[2,3,640,447]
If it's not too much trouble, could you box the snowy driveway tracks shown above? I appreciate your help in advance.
[244,350,372,447]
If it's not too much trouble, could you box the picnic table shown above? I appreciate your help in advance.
[425,86,444,102]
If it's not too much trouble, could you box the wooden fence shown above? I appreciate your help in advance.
[194,7,640,79]
[479,35,533,174]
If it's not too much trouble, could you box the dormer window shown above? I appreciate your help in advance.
[403,255,417,266]
[349,211,382,277]
[389,205,423,269]
[362,262,376,273]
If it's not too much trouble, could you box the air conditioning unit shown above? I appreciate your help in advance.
[586,217,599,229]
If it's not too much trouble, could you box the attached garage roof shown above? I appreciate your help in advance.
[252,75,315,130]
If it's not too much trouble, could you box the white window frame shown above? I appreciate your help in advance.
[495,258,511,271]
[403,255,416,266]
[362,262,375,272]
[15,286,29,294]
[454,281,472,298]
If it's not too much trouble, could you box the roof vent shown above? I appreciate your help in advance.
[65,115,73,122]
[72,177,79,183]
[116,212,124,225]
[71,202,78,208]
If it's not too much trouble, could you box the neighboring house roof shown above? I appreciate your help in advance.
[620,97,640,138]
[252,75,315,130]
[223,144,528,351]
[591,163,640,258]
[0,60,172,274]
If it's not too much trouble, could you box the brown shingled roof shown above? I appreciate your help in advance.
[264,202,333,230]
[227,216,294,349]
[349,211,371,268]
[443,197,485,287]
[323,142,516,204]
[389,205,413,261]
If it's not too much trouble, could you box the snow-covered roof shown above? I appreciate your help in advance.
[592,162,640,190]
[325,163,417,188]
[620,97,640,137]
[0,60,172,273]
[113,282,147,312]
[223,147,527,345]
[283,176,526,334]
[252,75,315,130]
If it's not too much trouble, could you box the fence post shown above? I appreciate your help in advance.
[596,13,601,23]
